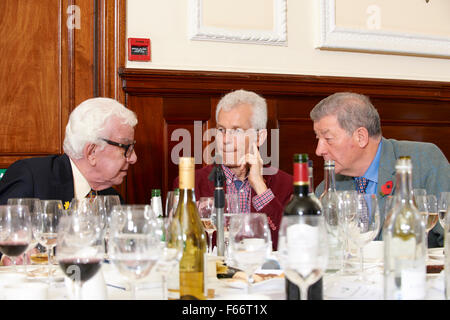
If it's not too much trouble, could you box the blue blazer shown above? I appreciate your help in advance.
[315,137,450,247]
[0,154,123,205]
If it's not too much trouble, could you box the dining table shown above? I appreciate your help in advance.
[0,242,446,300]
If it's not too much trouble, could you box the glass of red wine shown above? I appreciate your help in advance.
[7,198,42,274]
[56,203,103,300]
[0,205,32,273]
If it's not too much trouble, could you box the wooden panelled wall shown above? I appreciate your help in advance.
[119,68,450,204]
[0,0,127,194]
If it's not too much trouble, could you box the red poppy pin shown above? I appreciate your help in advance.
[380,180,393,197]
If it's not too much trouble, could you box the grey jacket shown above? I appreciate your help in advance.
[315,137,450,247]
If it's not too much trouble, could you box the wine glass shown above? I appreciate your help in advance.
[278,215,328,301]
[438,192,450,231]
[165,190,180,218]
[336,190,358,274]
[413,188,427,198]
[155,216,183,300]
[56,207,103,300]
[223,193,239,261]
[35,200,63,284]
[0,205,32,273]
[425,194,439,233]
[197,197,216,254]
[109,205,162,299]
[225,193,239,214]
[384,195,398,220]
[228,213,271,293]
[346,193,381,281]
[413,193,430,233]
[96,195,121,257]
[6,198,41,273]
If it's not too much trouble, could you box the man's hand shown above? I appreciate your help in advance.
[239,142,267,195]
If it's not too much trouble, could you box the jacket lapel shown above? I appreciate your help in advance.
[51,154,75,204]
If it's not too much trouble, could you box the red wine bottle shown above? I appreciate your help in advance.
[283,153,323,300]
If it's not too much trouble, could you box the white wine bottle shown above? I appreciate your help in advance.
[319,160,342,271]
[383,156,427,300]
[172,157,207,300]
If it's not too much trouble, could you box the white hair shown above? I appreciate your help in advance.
[63,97,138,159]
[215,89,267,130]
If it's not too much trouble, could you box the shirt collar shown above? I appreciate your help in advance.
[69,158,92,200]
[361,139,383,183]
[221,164,247,185]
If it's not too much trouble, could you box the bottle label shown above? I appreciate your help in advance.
[293,163,308,186]
[179,157,195,189]
[401,267,426,299]
[286,224,320,277]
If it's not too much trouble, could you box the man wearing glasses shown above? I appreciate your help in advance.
[0,97,138,205]
[174,89,292,250]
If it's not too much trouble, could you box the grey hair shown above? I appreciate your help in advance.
[215,89,267,130]
[63,97,138,159]
[310,92,381,137]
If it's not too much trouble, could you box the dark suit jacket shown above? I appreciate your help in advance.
[0,154,123,205]
[174,165,293,250]
[315,137,450,247]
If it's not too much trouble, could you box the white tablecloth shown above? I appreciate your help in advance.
[0,244,446,300]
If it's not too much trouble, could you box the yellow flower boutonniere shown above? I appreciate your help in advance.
[64,201,70,210]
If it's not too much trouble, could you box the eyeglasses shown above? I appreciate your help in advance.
[100,138,136,159]
[216,128,259,137]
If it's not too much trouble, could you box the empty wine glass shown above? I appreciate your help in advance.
[155,216,183,300]
[56,207,103,300]
[223,193,239,262]
[438,192,450,231]
[228,213,271,293]
[6,198,41,273]
[413,193,430,234]
[35,200,63,284]
[96,195,121,257]
[336,190,358,275]
[278,215,328,301]
[197,197,216,254]
[0,205,32,273]
[346,194,381,281]
[165,190,180,218]
[225,193,239,214]
[109,205,162,299]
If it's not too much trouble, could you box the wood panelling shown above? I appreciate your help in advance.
[120,68,450,204]
[0,0,127,198]
[0,1,61,154]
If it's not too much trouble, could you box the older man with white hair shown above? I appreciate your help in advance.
[174,89,292,250]
[0,97,138,204]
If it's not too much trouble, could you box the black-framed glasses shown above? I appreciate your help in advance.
[100,138,136,159]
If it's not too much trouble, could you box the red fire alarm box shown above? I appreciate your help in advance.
[128,38,151,61]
